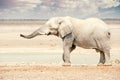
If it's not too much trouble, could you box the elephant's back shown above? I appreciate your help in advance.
[85,18,109,33]
[85,18,105,24]
[87,18,109,30]
[73,18,110,49]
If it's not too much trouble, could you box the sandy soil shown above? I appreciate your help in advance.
[0,64,120,80]
[0,21,120,80]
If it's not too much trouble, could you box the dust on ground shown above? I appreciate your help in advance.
[0,63,120,80]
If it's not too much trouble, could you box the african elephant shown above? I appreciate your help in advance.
[20,16,111,66]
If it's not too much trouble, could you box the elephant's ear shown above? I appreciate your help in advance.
[58,20,72,38]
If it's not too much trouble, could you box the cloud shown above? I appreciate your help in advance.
[0,0,119,19]
[97,0,120,8]
[0,0,19,9]
[32,0,120,18]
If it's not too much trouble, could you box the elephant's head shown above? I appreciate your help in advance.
[20,16,72,39]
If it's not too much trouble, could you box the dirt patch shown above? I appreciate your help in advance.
[0,64,120,80]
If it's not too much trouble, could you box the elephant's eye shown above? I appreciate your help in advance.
[49,29,58,35]
[59,22,62,25]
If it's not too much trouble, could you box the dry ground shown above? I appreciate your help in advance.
[0,20,120,80]
[0,64,120,80]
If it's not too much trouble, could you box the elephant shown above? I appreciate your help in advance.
[20,16,111,66]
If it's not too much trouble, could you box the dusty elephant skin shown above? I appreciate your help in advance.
[20,16,111,66]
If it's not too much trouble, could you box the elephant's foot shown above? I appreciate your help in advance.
[62,62,71,66]
[97,63,104,66]
[98,62,112,66]
[104,62,112,66]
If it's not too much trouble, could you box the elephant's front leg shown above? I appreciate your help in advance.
[62,46,71,66]
[62,34,74,66]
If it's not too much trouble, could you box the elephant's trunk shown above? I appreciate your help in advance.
[20,25,51,39]
[20,31,39,39]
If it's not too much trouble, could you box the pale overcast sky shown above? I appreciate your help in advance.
[0,0,120,19]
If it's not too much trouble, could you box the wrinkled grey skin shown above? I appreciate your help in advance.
[20,16,111,66]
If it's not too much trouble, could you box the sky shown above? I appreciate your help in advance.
[0,0,120,19]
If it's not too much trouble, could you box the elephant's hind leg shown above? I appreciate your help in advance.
[97,48,111,66]
[97,51,105,66]
[104,49,112,66]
